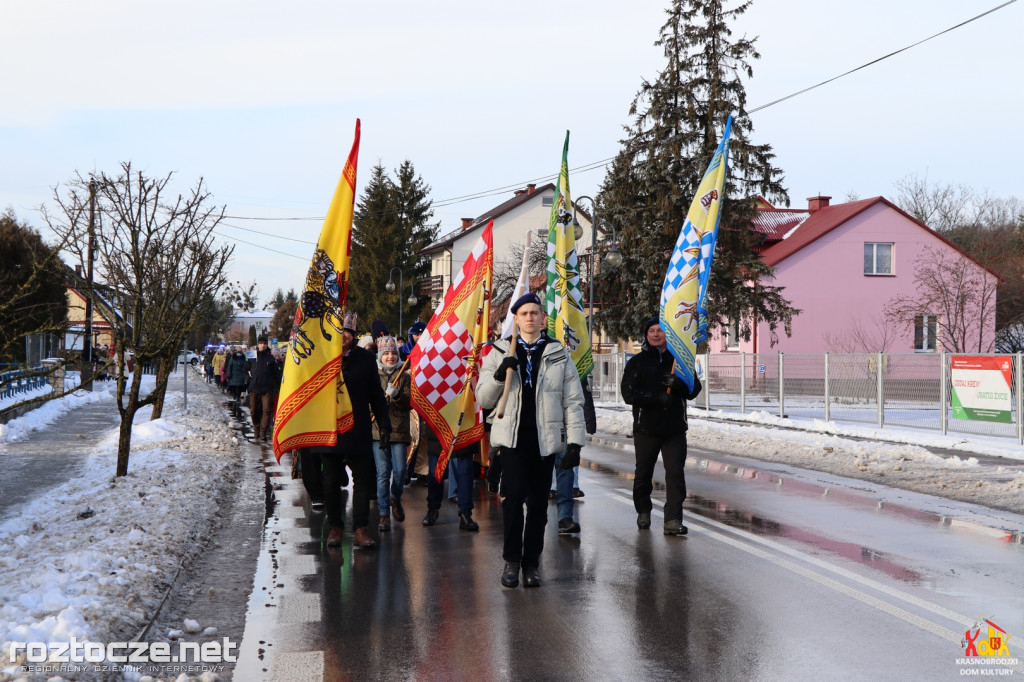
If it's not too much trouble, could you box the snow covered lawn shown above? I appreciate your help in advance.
[1,372,245,681]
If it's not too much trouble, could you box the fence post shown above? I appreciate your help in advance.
[940,352,948,436]
[739,351,746,414]
[1017,353,1023,446]
[703,352,710,410]
[877,351,884,428]
[824,352,831,422]
[779,352,785,419]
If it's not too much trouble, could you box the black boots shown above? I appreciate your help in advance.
[422,508,439,526]
[501,561,520,588]
[458,512,479,531]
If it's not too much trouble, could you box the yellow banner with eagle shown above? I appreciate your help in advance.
[273,120,360,460]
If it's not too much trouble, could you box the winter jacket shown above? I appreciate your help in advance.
[226,352,248,388]
[244,347,281,394]
[475,336,585,456]
[336,345,389,448]
[371,363,412,444]
[212,352,227,375]
[620,346,702,436]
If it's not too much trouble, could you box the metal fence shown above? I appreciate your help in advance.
[0,364,53,401]
[592,351,1024,444]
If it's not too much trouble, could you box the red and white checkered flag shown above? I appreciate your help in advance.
[410,222,493,479]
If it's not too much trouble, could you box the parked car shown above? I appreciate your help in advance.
[177,351,201,366]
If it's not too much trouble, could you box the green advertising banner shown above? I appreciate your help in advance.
[950,355,1013,423]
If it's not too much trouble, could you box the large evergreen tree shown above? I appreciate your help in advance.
[349,161,438,336]
[0,210,68,362]
[596,0,798,344]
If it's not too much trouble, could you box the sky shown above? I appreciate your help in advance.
[2,0,1022,307]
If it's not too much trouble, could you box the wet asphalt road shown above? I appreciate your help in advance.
[0,397,120,522]
[232,437,1024,681]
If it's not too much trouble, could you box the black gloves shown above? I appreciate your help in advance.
[661,373,685,392]
[561,443,582,469]
[379,429,391,451]
[494,356,519,382]
[656,391,672,408]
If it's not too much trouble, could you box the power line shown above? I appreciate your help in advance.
[222,1,1015,226]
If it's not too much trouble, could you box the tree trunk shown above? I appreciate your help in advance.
[150,357,173,419]
[115,407,136,476]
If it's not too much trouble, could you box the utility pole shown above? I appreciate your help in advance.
[83,179,96,391]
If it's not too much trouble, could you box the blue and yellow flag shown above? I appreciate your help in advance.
[544,130,592,380]
[273,120,360,460]
[661,116,732,393]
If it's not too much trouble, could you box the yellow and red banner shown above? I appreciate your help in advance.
[410,222,493,480]
[273,119,360,460]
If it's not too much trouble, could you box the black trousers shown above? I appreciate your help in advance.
[633,431,688,522]
[500,447,555,568]
[299,449,324,501]
[320,444,375,530]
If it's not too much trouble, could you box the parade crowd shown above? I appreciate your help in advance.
[209,294,701,589]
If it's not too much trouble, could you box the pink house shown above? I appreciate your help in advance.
[711,195,998,355]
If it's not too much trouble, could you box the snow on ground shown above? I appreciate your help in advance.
[596,404,1024,515]
[1,372,86,444]
[0,369,244,682]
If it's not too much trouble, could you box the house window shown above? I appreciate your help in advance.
[542,197,554,207]
[725,318,740,350]
[864,242,893,275]
[914,314,939,352]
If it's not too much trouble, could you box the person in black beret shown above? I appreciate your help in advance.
[476,292,585,588]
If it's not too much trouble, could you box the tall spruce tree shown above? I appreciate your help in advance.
[349,161,438,335]
[596,0,798,345]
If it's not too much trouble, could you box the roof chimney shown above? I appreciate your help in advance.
[75,264,82,276]
[807,195,831,213]
[526,183,536,194]
[461,218,474,230]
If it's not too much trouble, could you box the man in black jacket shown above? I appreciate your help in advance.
[620,317,702,535]
[244,336,281,442]
[310,313,389,549]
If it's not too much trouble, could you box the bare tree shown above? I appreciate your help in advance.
[822,314,900,353]
[45,163,233,476]
[894,173,980,231]
[885,246,998,353]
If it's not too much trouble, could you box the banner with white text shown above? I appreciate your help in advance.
[950,355,1013,424]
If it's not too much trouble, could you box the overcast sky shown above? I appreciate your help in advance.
[2,0,1021,306]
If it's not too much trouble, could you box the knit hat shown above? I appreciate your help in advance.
[641,316,661,350]
[377,336,400,361]
[371,320,389,339]
[342,311,358,334]
[357,334,374,350]
[510,292,543,314]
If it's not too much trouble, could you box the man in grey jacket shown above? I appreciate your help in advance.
[476,293,585,588]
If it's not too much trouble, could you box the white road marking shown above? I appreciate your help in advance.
[605,487,1022,668]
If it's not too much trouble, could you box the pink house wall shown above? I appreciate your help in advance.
[709,202,997,355]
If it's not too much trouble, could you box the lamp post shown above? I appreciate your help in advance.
[570,195,622,351]
[407,282,418,310]
[385,266,404,335]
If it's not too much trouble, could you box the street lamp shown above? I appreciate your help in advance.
[570,195,622,350]
[385,266,404,335]
[407,282,418,309]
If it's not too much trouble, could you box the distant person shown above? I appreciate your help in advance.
[620,317,703,536]
[226,347,248,401]
[476,293,585,588]
[244,336,281,442]
[399,321,426,361]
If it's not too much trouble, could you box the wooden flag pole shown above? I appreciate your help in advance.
[496,320,518,419]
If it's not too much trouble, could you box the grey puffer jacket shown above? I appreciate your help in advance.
[475,337,585,456]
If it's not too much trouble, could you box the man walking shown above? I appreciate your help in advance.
[310,313,389,549]
[477,293,585,588]
[620,317,703,535]
[244,336,280,442]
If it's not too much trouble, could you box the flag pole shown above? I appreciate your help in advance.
[496,319,517,419]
